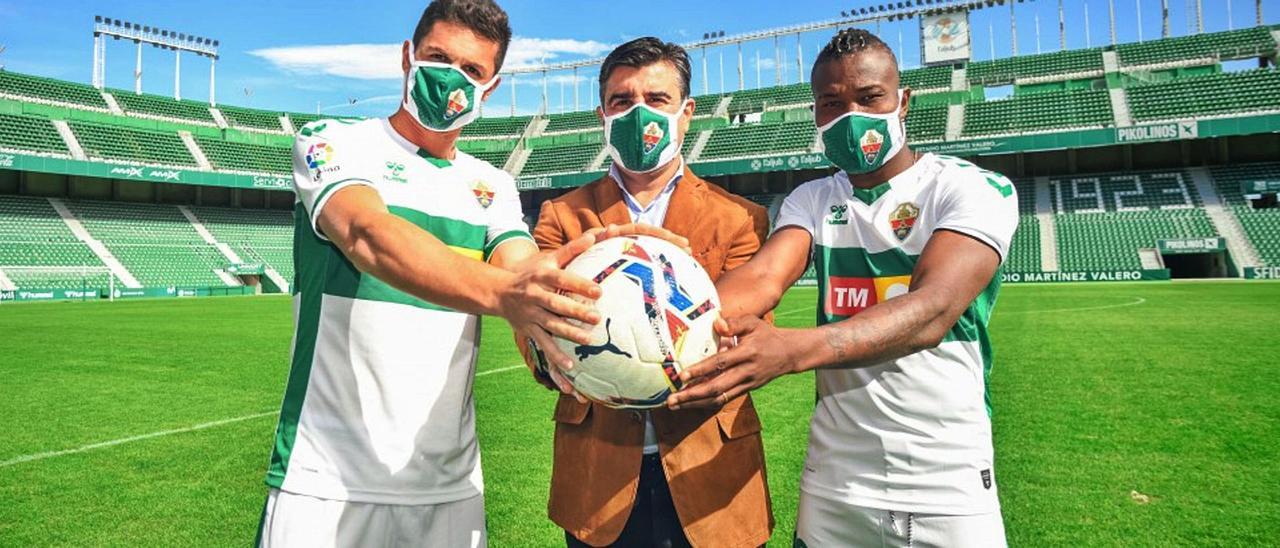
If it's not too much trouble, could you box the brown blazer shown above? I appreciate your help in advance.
[530,167,774,548]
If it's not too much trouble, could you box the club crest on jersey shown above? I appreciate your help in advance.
[445,88,469,119]
[642,121,664,154]
[471,180,495,209]
[860,128,884,165]
[889,202,920,241]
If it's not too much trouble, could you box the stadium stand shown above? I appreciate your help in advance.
[68,121,198,167]
[967,48,1105,84]
[189,206,294,279]
[64,200,228,287]
[962,89,1112,136]
[699,120,815,160]
[0,112,72,156]
[727,82,813,115]
[692,93,725,116]
[1209,163,1280,266]
[460,147,513,169]
[461,115,531,137]
[543,110,601,133]
[0,70,110,109]
[194,137,292,174]
[110,90,217,124]
[1126,69,1280,122]
[1115,26,1278,66]
[521,142,603,175]
[900,65,953,90]
[218,105,288,132]
[0,195,114,289]
[905,103,948,142]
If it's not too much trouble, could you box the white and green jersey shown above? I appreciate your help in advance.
[266,118,533,504]
[775,153,1018,515]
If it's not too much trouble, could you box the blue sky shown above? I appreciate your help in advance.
[1,0,1276,117]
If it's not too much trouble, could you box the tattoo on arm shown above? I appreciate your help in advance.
[823,324,858,363]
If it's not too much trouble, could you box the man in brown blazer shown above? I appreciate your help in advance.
[519,37,773,548]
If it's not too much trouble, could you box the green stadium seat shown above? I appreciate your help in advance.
[461,115,531,137]
[189,206,294,281]
[1125,69,1280,122]
[520,141,602,175]
[543,110,602,133]
[194,137,291,174]
[0,113,71,156]
[0,71,109,109]
[727,83,813,115]
[901,66,954,89]
[109,90,216,124]
[68,121,197,167]
[699,120,815,160]
[905,103,948,142]
[1209,163,1280,266]
[218,105,288,132]
[962,89,1112,136]
[1116,27,1278,66]
[967,48,1104,85]
[458,145,512,170]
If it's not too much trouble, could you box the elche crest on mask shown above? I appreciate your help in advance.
[859,128,884,165]
[445,88,469,120]
[642,121,665,154]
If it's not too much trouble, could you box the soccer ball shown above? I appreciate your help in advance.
[552,235,720,409]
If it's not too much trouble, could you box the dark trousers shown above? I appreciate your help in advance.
[566,453,691,548]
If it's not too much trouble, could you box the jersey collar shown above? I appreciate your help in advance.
[381,118,453,168]
[840,152,932,206]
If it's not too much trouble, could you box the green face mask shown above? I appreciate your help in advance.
[402,59,495,133]
[604,102,686,174]
[816,92,906,175]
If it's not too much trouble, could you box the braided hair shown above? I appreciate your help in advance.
[815,28,898,68]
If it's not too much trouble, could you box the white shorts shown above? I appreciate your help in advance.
[794,492,1007,548]
[256,488,486,548]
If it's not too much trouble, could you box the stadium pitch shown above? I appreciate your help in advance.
[1,282,1277,546]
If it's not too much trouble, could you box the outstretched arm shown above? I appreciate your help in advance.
[715,226,813,319]
[668,229,1001,409]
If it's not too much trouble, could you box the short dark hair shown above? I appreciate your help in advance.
[412,0,512,73]
[598,37,692,102]
[814,28,897,69]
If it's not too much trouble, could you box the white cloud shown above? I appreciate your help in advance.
[249,36,612,81]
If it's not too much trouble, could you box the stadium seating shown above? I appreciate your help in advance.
[194,137,291,174]
[905,103,948,142]
[1125,69,1280,122]
[1055,209,1218,270]
[962,89,1112,136]
[68,121,198,167]
[1209,163,1280,266]
[287,113,326,131]
[65,200,229,287]
[110,90,217,124]
[901,66,953,90]
[520,142,602,175]
[967,48,1104,84]
[1116,27,1278,66]
[0,195,115,289]
[1051,171,1202,213]
[0,71,109,109]
[218,105,288,132]
[189,206,294,279]
[461,115,531,137]
[692,93,725,116]
[543,110,601,133]
[727,83,812,115]
[1006,216,1042,273]
[699,120,815,160]
[0,112,71,156]
[460,147,512,169]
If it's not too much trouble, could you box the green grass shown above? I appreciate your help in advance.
[1,282,1278,546]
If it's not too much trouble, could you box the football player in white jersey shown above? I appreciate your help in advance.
[257,1,685,546]
[667,29,1018,547]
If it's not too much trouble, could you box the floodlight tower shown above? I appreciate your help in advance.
[92,16,220,104]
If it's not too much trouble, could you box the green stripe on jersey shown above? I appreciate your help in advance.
[850,180,894,206]
[484,229,534,261]
[266,204,331,487]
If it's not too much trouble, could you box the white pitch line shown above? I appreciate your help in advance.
[999,296,1147,315]
[0,411,277,469]
[475,364,525,377]
[0,364,531,469]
